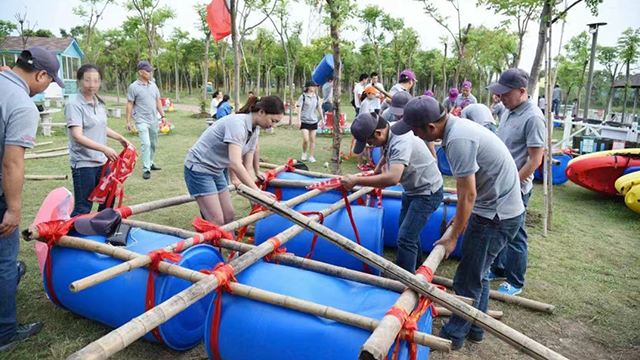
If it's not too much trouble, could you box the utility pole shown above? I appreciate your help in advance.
[583,22,607,120]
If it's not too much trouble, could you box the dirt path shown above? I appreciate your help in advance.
[102,95,201,113]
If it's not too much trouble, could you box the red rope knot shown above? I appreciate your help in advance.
[116,206,132,219]
[385,305,409,324]
[145,249,182,344]
[88,145,138,208]
[192,217,234,247]
[36,218,77,247]
[147,249,182,275]
[298,211,325,259]
[415,265,434,283]
[206,262,237,360]
[257,158,295,191]
[265,237,288,263]
[391,296,436,360]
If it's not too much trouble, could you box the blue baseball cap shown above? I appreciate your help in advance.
[19,47,65,88]
[137,61,155,72]
[391,96,446,135]
[351,112,387,154]
[487,68,529,95]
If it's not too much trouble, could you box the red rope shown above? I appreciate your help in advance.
[191,217,235,253]
[339,187,373,274]
[415,265,434,283]
[228,205,266,261]
[116,206,132,219]
[298,211,325,259]
[88,145,138,208]
[257,158,295,191]
[202,263,236,360]
[265,237,287,263]
[145,249,182,343]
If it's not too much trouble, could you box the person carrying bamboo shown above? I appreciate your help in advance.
[340,112,443,273]
[391,95,525,350]
[183,96,283,225]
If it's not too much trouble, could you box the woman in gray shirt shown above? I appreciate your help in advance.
[66,64,131,216]
[296,80,322,163]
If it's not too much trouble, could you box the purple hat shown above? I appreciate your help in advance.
[462,80,472,89]
[74,208,122,237]
[423,90,434,97]
[19,47,65,88]
[399,70,416,82]
[391,96,447,135]
[137,61,155,72]
[487,68,529,95]
[448,88,459,103]
[460,99,471,109]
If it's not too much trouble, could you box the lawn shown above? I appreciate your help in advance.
[3,104,640,360]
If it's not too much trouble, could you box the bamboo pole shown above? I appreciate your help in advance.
[25,175,68,181]
[236,185,569,360]
[119,218,475,306]
[25,150,69,160]
[65,188,374,360]
[34,141,54,147]
[29,146,68,154]
[39,235,449,352]
[436,308,503,320]
[431,276,556,314]
[260,161,340,178]
[124,194,199,216]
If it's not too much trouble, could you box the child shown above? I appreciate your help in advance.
[210,91,223,118]
[296,80,322,163]
[359,86,381,115]
[216,94,233,119]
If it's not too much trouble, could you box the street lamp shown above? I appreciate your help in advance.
[583,22,607,120]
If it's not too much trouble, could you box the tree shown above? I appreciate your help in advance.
[0,20,17,43]
[22,29,55,38]
[14,9,38,49]
[73,0,113,53]
[126,0,175,64]
[60,26,86,38]
[596,45,620,120]
[556,55,582,115]
[169,28,188,102]
[564,31,590,111]
[359,5,386,78]
[254,28,275,96]
[195,3,212,102]
[122,17,143,62]
[617,27,640,121]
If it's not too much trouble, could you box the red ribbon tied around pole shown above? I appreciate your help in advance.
[88,145,138,208]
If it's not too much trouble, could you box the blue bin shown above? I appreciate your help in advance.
[436,146,452,176]
[204,261,433,360]
[371,147,382,165]
[312,54,335,86]
[43,228,224,350]
[266,172,362,204]
[254,201,384,274]
[623,166,640,176]
[534,153,572,185]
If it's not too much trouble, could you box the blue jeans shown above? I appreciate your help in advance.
[483,123,497,134]
[71,165,110,217]
[552,99,560,116]
[441,211,525,346]
[137,122,158,172]
[0,196,19,344]
[396,187,444,273]
[491,191,531,288]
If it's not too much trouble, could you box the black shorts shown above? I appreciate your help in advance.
[300,122,318,131]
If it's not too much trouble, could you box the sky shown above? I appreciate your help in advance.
[1,0,639,73]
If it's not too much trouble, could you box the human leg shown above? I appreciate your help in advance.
[70,166,99,217]
[137,123,152,173]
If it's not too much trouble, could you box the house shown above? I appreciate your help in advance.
[0,36,84,100]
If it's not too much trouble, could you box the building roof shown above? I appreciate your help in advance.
[0,37,76,54]
[613,73,640,89]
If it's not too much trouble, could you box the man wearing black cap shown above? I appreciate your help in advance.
[0,47,61,351]
[341,112,443,273]
[126,61,167,180]
[383,91,437,159]
[486,69,545,296]
[392,96,525,350]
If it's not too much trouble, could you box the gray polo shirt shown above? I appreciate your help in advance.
[296,93,320,124]
[322,82,333,104]
[552,87,561,101]
[185,113,260,176]
[492,102,507,120]
[443,115,524,220]
[461,104,496,126]
[442,98,456,112]
[455,93,478,107]
[66,95,108,168]
[127,79,160,125]
[498,100,546,195]
[0,70,39,197]
[384,130,443,196]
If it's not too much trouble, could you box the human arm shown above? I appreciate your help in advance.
[253,142,264,182]
[0,146,26,237]
[125,101,134,131]
[373,155,386,174]
[69,127,118,161]
[434,174,476,258]
[427,142,437,161]
[519,116,546,182]
[156,97,166,124]
[229,144,275,198]
[107,128,132,148]
[341,163,403,190]
[519,147,544,183]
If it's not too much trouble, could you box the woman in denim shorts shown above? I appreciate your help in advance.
[184,96,285,225]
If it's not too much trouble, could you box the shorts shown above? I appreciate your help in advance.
[300,122,318,131]
[184,165,229,197]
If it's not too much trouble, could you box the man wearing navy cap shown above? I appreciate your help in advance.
[392,96,525,350]
[0,47,61,351]
[126,61,167,180]
[486,68,546,296]
[341,112,443,273]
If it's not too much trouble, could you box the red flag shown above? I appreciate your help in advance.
[206,0,231,41]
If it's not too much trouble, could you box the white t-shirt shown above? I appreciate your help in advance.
[354,83,365,108]
[211,98,221,116]
[359,98,381,114]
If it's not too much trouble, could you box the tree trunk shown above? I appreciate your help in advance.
[187,68,193,96]
[442,43,448,100]
[486,70,492,105]
[375,45,383,79]
[115,62,121,103]
[429,71,434,92]
[453,24,471,88]
[575,60,588,115]
[621,62,631,122]
[562,85,573,117]
[528,0,551,94]
[174,56,180,102]
[513,33,525,68]
[604,83,614,120]
[231,0,241,111]
[147,33,154,63]
[632,88,639,123]
[256,51,262,96]
[289,57,297,125]
[327,0,342,175]
[155,53,161,90]
[202,33,211,101]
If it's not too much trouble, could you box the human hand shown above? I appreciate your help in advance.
[340,175,357,191]
[0,209,20,238]
[261,190,277,200]
[103,147,119,162]
[434,234,458,259]
[126,122,134,132]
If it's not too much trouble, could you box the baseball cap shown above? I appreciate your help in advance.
[399,70,416,82]
[305,80,317,88]
[462,80,472,89]
[487,68,529,95]
[351,112,387,154]
[74,208,122,237]
[391,96,446,135]
[423,90,434,97]
[364,85,379,95]
[448,88,459,102]
[19,47,65,88]
[387,92,412,116]
[137,61,155,72]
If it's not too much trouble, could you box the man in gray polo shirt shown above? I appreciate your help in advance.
[126,61,167,180]
[487,68,546,296]
[340,112,443,273]
[321,76,333,118]
[461,103,497,134]
[0,47,62,351]
[392,96,525,350]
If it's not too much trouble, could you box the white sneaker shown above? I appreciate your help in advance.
[301,153,308,161]
[309,156,316,163]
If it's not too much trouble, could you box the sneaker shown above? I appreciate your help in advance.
[467,332,484,344]
[301,153,308,161]
[439,330,464,351]
[488,271,504,281]
[16,261,26,286]
[309,156,316,163]
[143,171,151,180]
[150,164,162,171]
[497,281,522,296]
[0,321,43,352]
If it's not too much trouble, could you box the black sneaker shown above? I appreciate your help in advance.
[143,171,151,180]
[467,332,484,344]
[0,321,43,352]
[16,261,26,286]
[150,165,162,171]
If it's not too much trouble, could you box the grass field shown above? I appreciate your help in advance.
[3,103,639,360]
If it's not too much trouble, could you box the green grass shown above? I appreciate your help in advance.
[4,106,640,359]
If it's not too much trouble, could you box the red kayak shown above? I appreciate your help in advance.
[565,154,640,195]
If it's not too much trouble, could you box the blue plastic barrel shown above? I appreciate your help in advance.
[371,147,382,165]
[254,201,384,274]
[623,166,640,176]
[312,54,335,86]
[204,261,433,360]
[534,153,572,185]
[436,146,452,176]
[266,172,361,204]
[43,228,224,350]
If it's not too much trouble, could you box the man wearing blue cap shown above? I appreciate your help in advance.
[126,61,167,180]
[340,112,443,273]
[391,96,525,350]
[0,47,62,351]
[486,68,546,296]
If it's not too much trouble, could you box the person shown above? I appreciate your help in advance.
[359,86,381,115]
[369,72,385,105]
[571,98,578,118]
[297,80,322,163]
[126,61,166,180]
[455,81,478,109]
[423,90,434,97]
[461,104,498,134]
[248,91,255,98]
[0,47,62,351]
[383,91,437,160]
[487,68,546,296]
[490,94,507,122]
[552,84,561,117]
[538,96,546,115]
[442,89,459,113]
[66,64,131,217]
[385,70,416,105]
[216,95,233,119]
[210,91,223,118]
[321,76,333,118]
[184,96,283,225]
[353,73,369,116]
[391,96,525,351]
[341,111,443,273]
